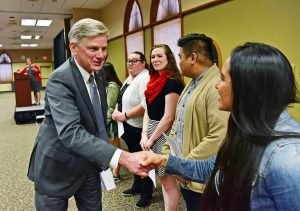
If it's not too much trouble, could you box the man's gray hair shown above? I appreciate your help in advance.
[68,18,109,44]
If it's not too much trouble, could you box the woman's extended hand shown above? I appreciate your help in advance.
[141,152,168,169]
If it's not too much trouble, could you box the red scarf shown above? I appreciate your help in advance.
[144,70,171,104]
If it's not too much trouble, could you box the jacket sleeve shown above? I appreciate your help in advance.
[33,64,41,73]
[166,155,216,183]
[138,73,149,109]
[19,66,28,74]
[262,143,300,210]
[106,83,119,124]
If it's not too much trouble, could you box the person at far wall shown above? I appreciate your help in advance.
[27,18,150,211]
[19,57,42,105]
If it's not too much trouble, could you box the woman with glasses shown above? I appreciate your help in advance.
[140,44,184,211]
[112,51,153,208]
[142,42,300,210]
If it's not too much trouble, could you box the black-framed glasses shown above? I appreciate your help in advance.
[126,60,141,65]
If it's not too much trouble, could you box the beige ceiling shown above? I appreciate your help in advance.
[0,0,112,50]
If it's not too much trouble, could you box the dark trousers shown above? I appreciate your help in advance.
[122,122,153,197]
[35,169,102,211]
[122,122,143,153]
[180,186,203,211]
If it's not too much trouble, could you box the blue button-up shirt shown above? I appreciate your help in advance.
[173,72,206,151]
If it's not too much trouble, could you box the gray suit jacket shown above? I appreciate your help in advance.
[27,58,116,197]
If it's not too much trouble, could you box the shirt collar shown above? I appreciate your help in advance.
[275,109,290,127]
[193,66,210,83]
[74,58,94,84]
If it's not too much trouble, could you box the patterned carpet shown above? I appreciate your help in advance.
[0,91,186,211]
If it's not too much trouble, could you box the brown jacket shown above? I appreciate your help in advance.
[164,64,229,192]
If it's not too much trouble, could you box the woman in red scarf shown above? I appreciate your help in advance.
[142,44,184,210]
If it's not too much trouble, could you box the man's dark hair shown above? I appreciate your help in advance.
[177,33,215,62]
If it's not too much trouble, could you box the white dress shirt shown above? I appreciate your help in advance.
[74,59,121,169]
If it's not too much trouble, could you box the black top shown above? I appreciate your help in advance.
[147,79,184,121]
[117,83,130,112]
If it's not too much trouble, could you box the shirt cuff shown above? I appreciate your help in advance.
[109,149,122,169]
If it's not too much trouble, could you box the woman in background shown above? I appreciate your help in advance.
[19,58,42,105]
[140,44,184,211]
[112,51,152,208]
[142,42,300,210]
[102,62,123,182]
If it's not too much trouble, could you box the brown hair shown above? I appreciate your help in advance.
[149,44,184,85]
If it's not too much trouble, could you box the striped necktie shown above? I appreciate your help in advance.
[88,74,109,142]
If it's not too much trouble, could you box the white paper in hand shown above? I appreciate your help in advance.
[162,133,183,158]
[117,121,124,138]
[146,149,157,188]
[100,168,116,191]
[149,169,156,188]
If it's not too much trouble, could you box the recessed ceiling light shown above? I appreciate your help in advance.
[34,35,40,39]
[21,35,32,39]
[30,44,38,47]
[21,19,37,26]
[21,44,29,47]
[0,44,3,48]
[36,19,52,27]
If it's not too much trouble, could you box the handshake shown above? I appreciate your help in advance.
[119,150,189,185]
[119,151,168,177]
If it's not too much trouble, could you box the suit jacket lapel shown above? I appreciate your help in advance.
[69,58,98,124]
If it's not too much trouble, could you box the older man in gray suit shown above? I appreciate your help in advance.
[27,18,149,211]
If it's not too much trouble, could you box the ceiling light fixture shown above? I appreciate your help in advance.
[21,19,37,26]
[30,44,38,47]
[21,44,30,47]
[34,35,40,39]
[0,44,3,48]
[21,35,32,39]
[36,19,52,27]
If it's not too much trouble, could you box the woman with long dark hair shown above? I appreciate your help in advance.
[142,42,300,210]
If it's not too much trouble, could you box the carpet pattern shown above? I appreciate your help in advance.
[0,92,186,210]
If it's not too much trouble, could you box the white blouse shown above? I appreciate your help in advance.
[121,69,149,128]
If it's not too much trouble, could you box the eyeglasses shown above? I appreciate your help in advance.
[126,60,141,65]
